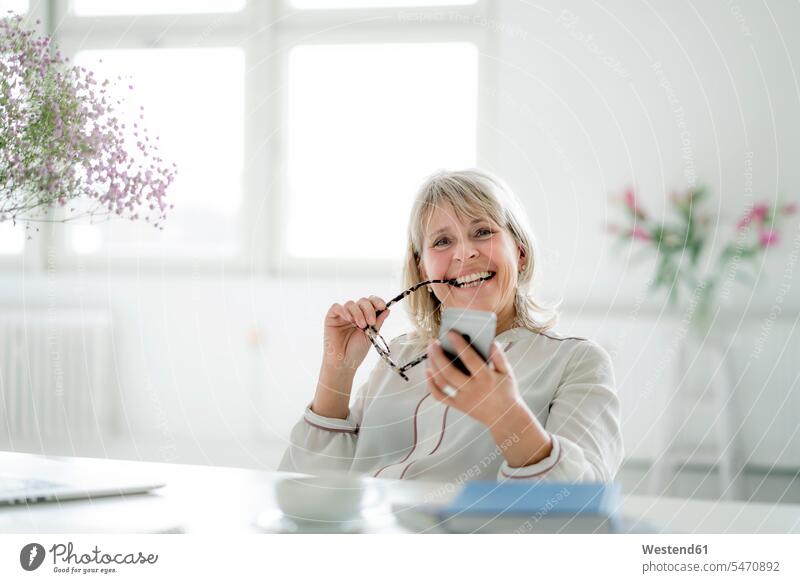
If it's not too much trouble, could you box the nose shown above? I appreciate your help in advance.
[454,240,479,262]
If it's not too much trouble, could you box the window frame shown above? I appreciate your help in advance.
[269,1,494,277]
[49,32,255,272]
[11,0,495,275]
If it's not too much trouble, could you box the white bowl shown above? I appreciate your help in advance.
[274,475,368,523]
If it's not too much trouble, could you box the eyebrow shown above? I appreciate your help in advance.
[429,219,488,239]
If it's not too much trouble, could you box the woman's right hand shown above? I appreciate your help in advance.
[323,296,391,374]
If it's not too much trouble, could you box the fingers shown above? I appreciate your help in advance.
[427,340,469,389]
[489,342,510,375]
[446,331,491,376]
[425,366,453,403]
[369,295,387,312]
[330,303,354,326]
[341,297,388,330]
[357,298,377,327]
[343,301,365,328]
[375,307,390,330]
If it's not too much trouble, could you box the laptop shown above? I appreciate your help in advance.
[0,456,165,506]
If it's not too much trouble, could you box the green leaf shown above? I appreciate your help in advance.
[691,186,707,203]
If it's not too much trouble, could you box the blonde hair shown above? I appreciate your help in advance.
[401,168,557,348]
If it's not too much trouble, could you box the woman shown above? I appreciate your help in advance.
[279,169,623,483]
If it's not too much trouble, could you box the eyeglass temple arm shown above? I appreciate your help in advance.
[374,278,458,318]
[399,353,428,374]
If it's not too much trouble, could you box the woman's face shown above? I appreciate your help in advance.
[418,203,524,326]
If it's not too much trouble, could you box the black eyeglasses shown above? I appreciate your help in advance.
[363,274,493,381]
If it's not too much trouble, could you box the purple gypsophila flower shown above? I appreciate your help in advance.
[0,15,176,230]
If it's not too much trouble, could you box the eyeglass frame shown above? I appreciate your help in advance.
[363,275,490,382]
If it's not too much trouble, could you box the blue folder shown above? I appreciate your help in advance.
[436,481,623,533]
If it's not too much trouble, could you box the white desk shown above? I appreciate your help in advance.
[2,453,799,534]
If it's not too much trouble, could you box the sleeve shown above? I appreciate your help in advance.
[277,349,388,476]
[498,340,624,482]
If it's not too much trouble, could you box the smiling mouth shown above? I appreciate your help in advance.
[447,271,496,288]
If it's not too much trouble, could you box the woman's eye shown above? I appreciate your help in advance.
[433,229,492,248]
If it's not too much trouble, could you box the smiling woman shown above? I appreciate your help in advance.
[408,170,554,340]
[279,169,624,484]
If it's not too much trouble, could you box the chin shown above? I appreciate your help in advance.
[447,295,500,312]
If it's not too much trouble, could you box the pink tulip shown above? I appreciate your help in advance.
[631,227,652,242]
[623,187,646,219]
[737,203,769,231]
[759,229,780,247]
[736,214,750,231]
[783,202,797,215]
[623,188,635,208]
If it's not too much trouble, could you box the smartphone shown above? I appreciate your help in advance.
[438,308,497,376]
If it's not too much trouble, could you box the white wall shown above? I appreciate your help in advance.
[2,0,799,478]
[487,0,800,310]
[482,0,800,474]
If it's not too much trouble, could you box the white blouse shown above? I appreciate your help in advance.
[278,327,624,483]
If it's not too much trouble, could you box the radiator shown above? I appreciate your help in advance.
[0,309,115,446]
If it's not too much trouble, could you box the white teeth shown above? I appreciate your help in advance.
[455,271,492,285]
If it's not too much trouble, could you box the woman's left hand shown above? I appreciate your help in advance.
[425,331,523,426]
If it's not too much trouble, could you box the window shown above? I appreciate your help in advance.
[17,1,487,271]
[53,0,250,263]
[285,42,478,260]
[67,48,245,258]
[2,0,42,257]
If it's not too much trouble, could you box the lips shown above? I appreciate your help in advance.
[450,271,496,287]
